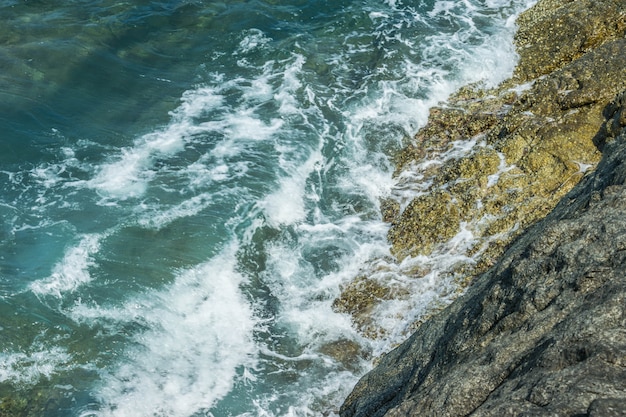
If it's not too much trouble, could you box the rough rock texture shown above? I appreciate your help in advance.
[513,0,626,81]
[389,13,626,264]
[340,0,626,414]
[340,90,626,417]
[335,0,626,340]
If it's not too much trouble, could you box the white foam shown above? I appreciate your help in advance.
[236,29,271,55]
[358,0,534,346]
[260,216,388,350]
[487,149,516,187]
[274,54,305,115]
[260,145,323,226]
[224,111,284,141]
[31,164,65,189]
[239,368,361,417]
[0,345,72,386]
[261,178,307,226]
[257,55,328,226]
[88,146,156,199]
[136,192,213,230]
[369,11,390,20]
[241,64,274,103]
[73,246,257,417]
[88,86,225,200]
[428,0,467,18]
[183,158,249,190]
[30,233,103,298]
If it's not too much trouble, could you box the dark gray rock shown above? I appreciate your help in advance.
[587,398,626,417]
[340,92,626,416]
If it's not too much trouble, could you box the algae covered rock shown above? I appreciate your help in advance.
[513,0,626,81]
[388,21,626,263]
[340,94,626,417]
[391,36,626,263]
[388,190,461,259]
[334,0,626,341]
[333,275,409,339]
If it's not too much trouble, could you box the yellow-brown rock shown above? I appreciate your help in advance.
[335,0,626,339]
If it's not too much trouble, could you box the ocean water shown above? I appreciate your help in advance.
[0,0,533,415]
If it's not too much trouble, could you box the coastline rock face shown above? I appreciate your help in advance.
[513,0,626,81]
[389,36,626,265]
[334,0,626,340]
[340,91,626,416]
[340,0,626,414]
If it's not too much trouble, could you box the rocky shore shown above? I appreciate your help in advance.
[340,0,626,415]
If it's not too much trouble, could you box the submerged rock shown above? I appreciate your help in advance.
[0,397,28,417]
[334,0,626,339]
[340,90,626,416]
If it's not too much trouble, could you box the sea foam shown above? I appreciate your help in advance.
[74,246,257,417]
[30,233,103,298]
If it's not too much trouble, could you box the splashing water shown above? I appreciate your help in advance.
[0,0,534,415]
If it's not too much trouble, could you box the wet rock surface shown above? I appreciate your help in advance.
[341,90,626,416]
[389,36,626,265]
[340,0,626,414]
[335,0,626,339]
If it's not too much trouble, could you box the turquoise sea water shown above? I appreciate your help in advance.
[1,1,532,415]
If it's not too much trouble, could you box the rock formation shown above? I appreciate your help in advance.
[335,0,626,340]
[341,91,626,416]
[340,0,626,415]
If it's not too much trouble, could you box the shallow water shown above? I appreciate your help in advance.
[0,0,532,415]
